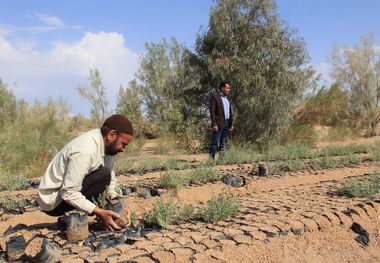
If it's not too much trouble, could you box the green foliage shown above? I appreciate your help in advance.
[144,199,179,228]
[280,124,318,146]
[130,212,139,227]
[0,79,17,128]
[0,174,30,191]
[202,193,240,223]
[295,83,350,126]
[113,159,135,174]
[317,144,369,157]
[327,125,360,142]
[312,156,336,169]
[216,143,259,164]
[92,189,110,209]
[331,33,380,136]
[339,154,362,165]
[0,196,19,211]
[134,38,186,126]
[369,143,380,161]
[187,0,315,142]
[0,96,74,178]
[189,167,220,185]
[159,171,190,190]
[286,159,305,171]
[337,175,380,197]
[177,205,196,221]
[261,141,313,161]
[117,81,145,138]
[77,68,109,126]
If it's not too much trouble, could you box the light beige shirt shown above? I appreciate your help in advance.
[37,129,120,214]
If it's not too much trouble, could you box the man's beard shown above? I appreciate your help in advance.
[105,139,118,156]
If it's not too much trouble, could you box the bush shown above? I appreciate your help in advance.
[216,142,259,165]
[0,174,30,191]
[159,171,190,190]
[327,125,360,142]
[189,167,220,185]
[313,156,336,169]
[337,175,380,197]
[144,199,179,228]
[261,141,313,161]
[202,193,240,223]
[0,196,20,211]
[339,154,362,165]
[280,124,318,146]
[369,142,380,161]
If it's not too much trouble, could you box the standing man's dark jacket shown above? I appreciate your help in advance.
[210,91,233,129]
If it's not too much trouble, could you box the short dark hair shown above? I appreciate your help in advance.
[219,81,230,90]
[100,124,119,137]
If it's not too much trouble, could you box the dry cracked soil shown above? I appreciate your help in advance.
[2,139,380,262]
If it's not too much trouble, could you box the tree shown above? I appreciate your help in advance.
[116,80,145,137]
[0,79,17,128]
[135,38,186,128]
[295,83,350,126]
[77,68,109,126]
[331,33,380,136]
[186,0,315,141]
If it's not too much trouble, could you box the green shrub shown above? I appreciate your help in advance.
[216,143,260,165]
[189,167,220,184]
[318,156,336,169]
[286,159,305,171]
[0,196,20,211]
[0,174,30,191]
[318,144,369,157]
[202,193,240,223]
[114,159,135,174]
[177,204,196,221]
[130,212,139,227]
[369,143,380,161]
[337,175,380,197]
[339,154,362,165]
[159,171,190,190]
[262,142,313,161]
[92,189,110,209]
[327,125,360,142]
[144,199,179,228]
[280,124,318,146]
[132,158,163,173]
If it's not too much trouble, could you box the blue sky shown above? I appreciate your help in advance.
[0,0,379,115]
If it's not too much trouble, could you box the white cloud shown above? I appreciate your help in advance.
[35,13,65,27]
[0,32,139,115]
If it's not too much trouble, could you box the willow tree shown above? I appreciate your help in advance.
[331,34,380,136]
[135,38,186,127]
[77,68,109,126]
[187,0,314,141]
[116,80,145,137]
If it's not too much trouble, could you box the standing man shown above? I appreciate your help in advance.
[37,114,133,230]
[209,81,234,160]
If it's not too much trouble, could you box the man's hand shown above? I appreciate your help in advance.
[212,125,218,131]
[93,207,121,231]
[229,125,234,132]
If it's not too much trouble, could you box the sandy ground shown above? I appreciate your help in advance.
[2,137,380,262]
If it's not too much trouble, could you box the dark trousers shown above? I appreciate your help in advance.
[210,120,229,159]
[45,166,111,216]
